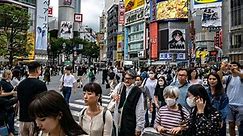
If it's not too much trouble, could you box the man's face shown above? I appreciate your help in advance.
[229,63,239,71]
[177,70,187,85]
[221,61,228,71]
[124,74,134,87]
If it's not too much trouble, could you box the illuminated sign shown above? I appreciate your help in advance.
[194,0,222,4]
[156,0,188,20]
[193,0,222,8]
[159,52,186,60]
[168,29,186,51]
[125,7,144,24]
[74,13,83,22]
[125,0,145,12]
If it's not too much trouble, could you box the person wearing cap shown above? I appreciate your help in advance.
[111,69,145,136]
[17,61,48,136]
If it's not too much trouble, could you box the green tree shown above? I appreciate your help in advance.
[0,4,31,66]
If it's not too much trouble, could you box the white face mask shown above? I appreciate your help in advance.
[165,98,176,107]
[186,97,196,107]
[149,74,155,79]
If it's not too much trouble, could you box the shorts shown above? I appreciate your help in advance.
[227,105,243,125]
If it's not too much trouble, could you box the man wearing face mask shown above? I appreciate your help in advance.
[154,86,189,135]
[111,69,145,136]
[143,67,158,127]
[170,68,190,110]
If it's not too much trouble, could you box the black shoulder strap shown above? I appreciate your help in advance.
[103,107,107,125]
[178,104,185,120]
[225,75,232,92]
[143,78,148,87]
[80,108,87,124]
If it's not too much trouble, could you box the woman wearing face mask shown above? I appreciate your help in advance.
[154,75,167,109]
[135,76,152,111]
[186,84,222,136]
[207,72,229,136]
[144,67,157,127]
[154,86,189,136]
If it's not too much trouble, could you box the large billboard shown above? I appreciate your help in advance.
[150,22,158,59]
[59,21,73,39]
[201,7,222,27]
[168,29,186,51]
[35,0,48,50]
[193,0,222,8]
[156,0,188,20]
[125,0,145,12]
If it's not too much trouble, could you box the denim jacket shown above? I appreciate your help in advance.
[207,88,229,121]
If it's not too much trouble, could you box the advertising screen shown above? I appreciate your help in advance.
[156,0,188,20]
[125,0,145,12]
[168,29,186,51]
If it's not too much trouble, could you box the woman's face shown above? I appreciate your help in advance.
[208,75,218,87]
[35,116,60,133]
[158,78,165,86]
[191,70,197,79]
[83,91,99,106]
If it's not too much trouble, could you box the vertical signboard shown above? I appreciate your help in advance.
[150,0,157,21]
[117,34,123,52]
[27,33,35,60]
[124,28,129,60]
[118,2,125,25]
[150,22,158,59]
[35,0,49,50]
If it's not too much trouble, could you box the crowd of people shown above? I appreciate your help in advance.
[0,60,243,136]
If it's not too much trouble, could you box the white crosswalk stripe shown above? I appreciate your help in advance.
[14,94,111,131]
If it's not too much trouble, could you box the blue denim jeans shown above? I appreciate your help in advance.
[227,105,243,136]
[62,87,72,104]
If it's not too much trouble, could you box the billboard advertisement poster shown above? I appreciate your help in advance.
[157,0,188,20]
[59,21,73,39]
[168,29,186,51]
[35,0,48,51]
[150,22,158,59]
[118,2,125,25]
[125,0,145,12]
[201,7,221,27]
[193,0,222,8]
[116,52,123,61]
[117,34,123,52]
[125,7,144,24]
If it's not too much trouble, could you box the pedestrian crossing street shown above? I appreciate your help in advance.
[14,94,111,130]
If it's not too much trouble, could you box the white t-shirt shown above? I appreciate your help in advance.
[144,78,157,102]
[60,74,76,88]
[227,76,243,106]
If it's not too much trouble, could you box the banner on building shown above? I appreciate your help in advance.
[125,7,144,24]
[150,0,157,21]
[150,22,158,59]
[193,0,222,8]
[117,34,123,52]
[201,7,222,27]
[156,0,188,20]
[59,21,73,39]
[159,52,186,60]
[118,2,125,25]
[116,52,123,61]
[144,0,150,19]
[35,0,48,51]
[168,29,186,51]
[125,0,145,12]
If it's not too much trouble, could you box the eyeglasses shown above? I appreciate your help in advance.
[178,74,187,77]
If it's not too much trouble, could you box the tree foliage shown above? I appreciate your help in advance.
[0,4,31,66]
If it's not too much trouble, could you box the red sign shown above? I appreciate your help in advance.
[150,22,158,59]
[74,13,83,22]
[118,2,125,25]
[48,7,53,17]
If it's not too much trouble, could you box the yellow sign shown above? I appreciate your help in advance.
[117,34,123,51]
[27,33,35,60]
[116,52,123,61]
[194,0,222,4]
[125,0,144,12]
[196,51,208,59]
[157,0,188,20]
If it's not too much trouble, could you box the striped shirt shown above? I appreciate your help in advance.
[154,105,189,136]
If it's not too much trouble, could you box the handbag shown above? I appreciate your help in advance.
[60,75,65,92]
[107,83,124,112]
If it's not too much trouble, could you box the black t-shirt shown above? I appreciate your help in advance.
[154,86,166,106]
[17,78,47,122]
[1,79,14,100]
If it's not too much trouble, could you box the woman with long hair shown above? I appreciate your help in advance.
[29,90,87,136]
[154,75,167,109]
[188,68,202,85]
[207,72,229,136]
[79,83,113,136]
[186,84,222,136]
